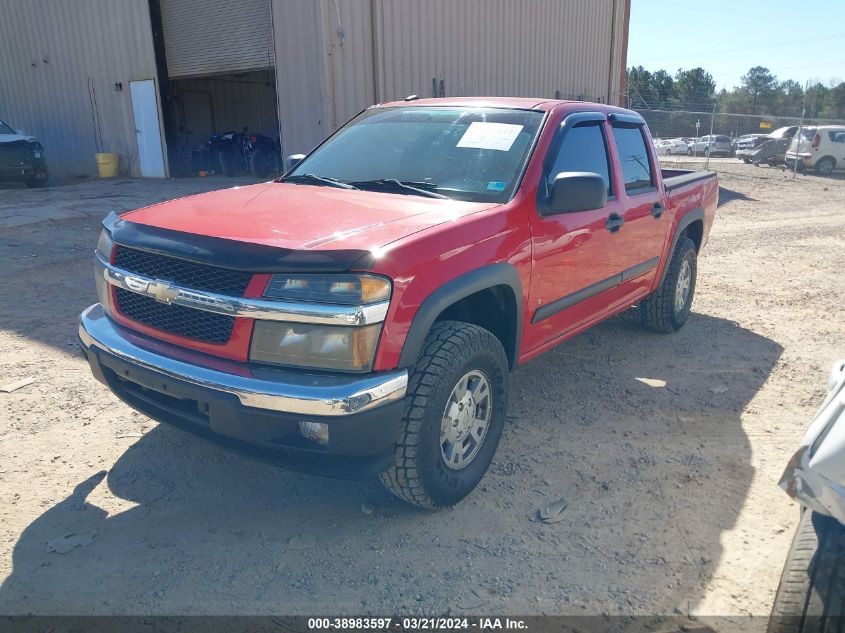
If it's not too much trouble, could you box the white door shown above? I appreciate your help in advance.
[130,80,166,178]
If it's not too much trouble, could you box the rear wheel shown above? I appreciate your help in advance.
[379,321,509,509]
[767,510,845,633]
[815,156,836,176]
[640,237,697,333]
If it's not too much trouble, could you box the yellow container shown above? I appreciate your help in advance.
[95,152,120,178]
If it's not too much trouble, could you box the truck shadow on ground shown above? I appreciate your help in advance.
[718,186,755,205]
[0,311,782,615]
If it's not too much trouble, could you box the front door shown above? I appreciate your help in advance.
[524,113,631,353]
[130,80,166,178]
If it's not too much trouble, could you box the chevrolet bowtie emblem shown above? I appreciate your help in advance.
[124,275,180,304]
[147,280,180,304]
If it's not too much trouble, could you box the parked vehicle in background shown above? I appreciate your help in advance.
[687,135,733,156]
[654,138,691,156]
[0,118,48,187]
[785,126,845,175]
[78,98,717,509]
[737,126,798,165]
[734,134,767,162]
[770,360,845,630]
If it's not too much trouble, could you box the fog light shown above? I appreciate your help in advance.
[299,421,329,445]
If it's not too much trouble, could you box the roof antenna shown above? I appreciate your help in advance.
[404,94,419,101]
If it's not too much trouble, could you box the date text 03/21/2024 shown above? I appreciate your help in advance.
[307,618,528,630]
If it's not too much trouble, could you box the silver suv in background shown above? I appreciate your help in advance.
[687,134,733,156]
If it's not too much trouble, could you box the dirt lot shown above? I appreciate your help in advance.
[0,166,843,622]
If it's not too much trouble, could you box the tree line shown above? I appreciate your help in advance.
[626,65,845,120]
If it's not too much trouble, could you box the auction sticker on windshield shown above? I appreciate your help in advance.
[456,122,523,151]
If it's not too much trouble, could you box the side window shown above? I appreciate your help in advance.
[612,125,654,194]
[829,131,845,143]
[548,124,612,195]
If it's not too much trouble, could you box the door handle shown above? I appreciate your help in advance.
[651,203,664,219]
[605,213,624,233]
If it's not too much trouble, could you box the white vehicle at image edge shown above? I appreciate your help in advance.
[769,360,845,630]
[785,126,845,175]
[654,138,691,156]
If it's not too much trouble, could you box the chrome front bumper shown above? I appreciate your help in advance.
[78,304,408,417]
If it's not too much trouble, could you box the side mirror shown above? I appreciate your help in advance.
[287,153,306,171]
[545,172,607,215]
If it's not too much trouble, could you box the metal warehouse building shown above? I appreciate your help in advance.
[0,0,630,179]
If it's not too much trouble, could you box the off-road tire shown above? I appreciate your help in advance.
[815,156,836,176]
[379,321,509,509]
[640,236,697,333]
[767,510,845,633]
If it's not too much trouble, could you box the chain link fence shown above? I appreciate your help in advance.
[634,107,845,178]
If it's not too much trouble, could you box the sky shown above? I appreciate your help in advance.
[627,0,845,91]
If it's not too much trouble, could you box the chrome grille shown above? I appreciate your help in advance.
[114,246,252,295]
[113,246,251,344]
[115,289,235,344]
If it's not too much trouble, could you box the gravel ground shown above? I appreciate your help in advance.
[0,166,843,622]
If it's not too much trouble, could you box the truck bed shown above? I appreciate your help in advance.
[661,168,717,191]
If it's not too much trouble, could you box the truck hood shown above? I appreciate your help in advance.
[125,182,496,252]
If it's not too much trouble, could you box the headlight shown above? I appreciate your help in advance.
[264,273,390,305]
[95,229,114,314]
[250,321,382,372]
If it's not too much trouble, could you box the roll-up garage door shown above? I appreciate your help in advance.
[160,0,274,78]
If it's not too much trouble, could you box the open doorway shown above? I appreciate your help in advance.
[167,69,279,178]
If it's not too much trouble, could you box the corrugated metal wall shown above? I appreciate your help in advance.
[0,0,161,178]
[374,0,617,103]
[159,0,274,78]
[271,0,627,157]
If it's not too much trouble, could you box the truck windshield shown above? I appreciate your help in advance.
[0,120,16,135]
[284,106,545,203]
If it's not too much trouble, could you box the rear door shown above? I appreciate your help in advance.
[607,120,668,286]
[828,129,845,163]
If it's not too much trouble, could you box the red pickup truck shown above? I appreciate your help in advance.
[79,98,717,509]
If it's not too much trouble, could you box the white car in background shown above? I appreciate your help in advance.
[654,138,691,156]
[770,360,845,628]
[785,125,845,175]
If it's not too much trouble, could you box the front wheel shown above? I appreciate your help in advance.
[379,321,509,509]
[640,236,697,333]
[767,510,845,632]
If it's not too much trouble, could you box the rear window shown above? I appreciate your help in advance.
[715,136,731,143]
[611,126,654,194]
